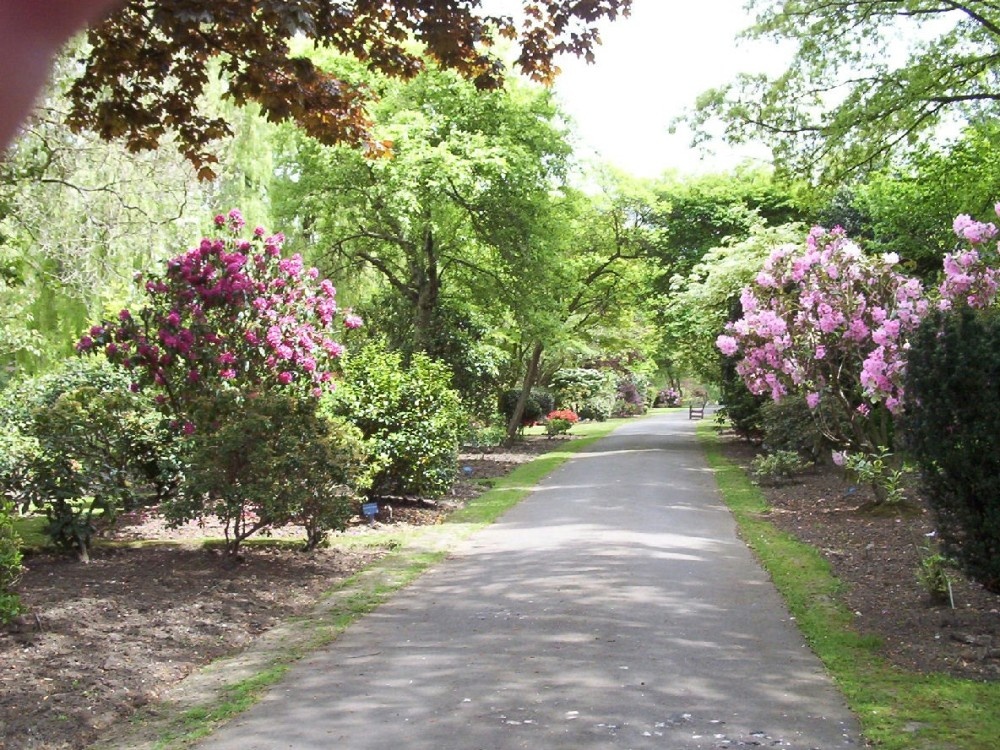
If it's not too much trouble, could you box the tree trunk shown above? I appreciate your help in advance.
[411,228,440,355]
[504,340,544,445]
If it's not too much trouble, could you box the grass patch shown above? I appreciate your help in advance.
[12,515,48,549]
[699,422,1000,750]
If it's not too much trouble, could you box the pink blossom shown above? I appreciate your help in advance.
[806,392,821,409]
[716,335,739,356]
[343,313,364,330]
[831,450,845,467]
[278,371,294,385]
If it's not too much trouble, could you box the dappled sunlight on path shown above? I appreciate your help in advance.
[196,411,859,750]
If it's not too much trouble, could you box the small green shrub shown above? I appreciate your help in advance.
[842,447,908,505]
[0,499,23,624]
[750,450,809,485]
[173,392,370,554]
[332,343,464,499]
[1,358,176,561]
[916,550,953,605]
[462,422,507,451]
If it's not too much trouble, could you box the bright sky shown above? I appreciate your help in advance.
[492,0,792,178]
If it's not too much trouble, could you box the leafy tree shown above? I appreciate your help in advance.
[644,168,807,283]
[689,0,1000,181]
[852,122,1000,278]
[66,0,631,174]
[0,52,202,376]
[661,223,803,384]
[273,63,571,357]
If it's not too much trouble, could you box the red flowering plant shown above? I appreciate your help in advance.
[545,408,579,437]
[78,209,361,427]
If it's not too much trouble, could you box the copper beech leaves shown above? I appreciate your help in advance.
[66,0,631,178]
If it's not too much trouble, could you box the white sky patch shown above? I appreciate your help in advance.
[483,0,793,177]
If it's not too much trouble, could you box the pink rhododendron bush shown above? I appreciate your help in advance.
[717,205,1000,462]
[78,210,368,553]
[79,209,362,422]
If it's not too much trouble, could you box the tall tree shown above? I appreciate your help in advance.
[272,62,571,356]
[63,0,631,176]
[688,0,1000,182]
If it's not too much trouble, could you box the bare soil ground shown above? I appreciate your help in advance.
[4,429,998,749]
[717,430,1000,682]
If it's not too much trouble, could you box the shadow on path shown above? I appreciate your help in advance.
[196,411,859,750]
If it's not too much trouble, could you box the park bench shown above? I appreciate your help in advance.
[688,400,707,420]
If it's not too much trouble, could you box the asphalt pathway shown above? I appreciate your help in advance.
[196,410,860,749]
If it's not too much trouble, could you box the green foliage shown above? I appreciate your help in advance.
[750,450,809,485]
[916,550,953,605]
[461,422,507,451]
[688,0,1000,182]
[842,448,908,506]
[661,223,804,384]
[174,392,370,554]
[0,499,23,623]
[760,396,840,463]
[332,343,464,499]
[0,357,175,560]
[499,387,554,426]
[549,368,615,422]
[904,306,1000,593]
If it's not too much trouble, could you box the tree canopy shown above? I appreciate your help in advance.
[66,0,631,177]
[688,0,1000,182]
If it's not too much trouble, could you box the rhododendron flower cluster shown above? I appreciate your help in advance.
[939,205,1000,310]
[78,209,361,418]
[717,226,928,419]
[546,409,580,424]
[717,204,1000,453]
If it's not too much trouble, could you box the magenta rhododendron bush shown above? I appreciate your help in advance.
[78,209,361,422]
[717,205,1000,452]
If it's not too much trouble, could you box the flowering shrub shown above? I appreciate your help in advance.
[545,409,579,437]
[78,209,360,422]
[546,409,580,424]
[717,225,930,451]
[613,376,648,417]
[655,387,682,407]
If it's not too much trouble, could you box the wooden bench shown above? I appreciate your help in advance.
[688,400,707,420]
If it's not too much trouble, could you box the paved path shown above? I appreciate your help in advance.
[197,411,860,749]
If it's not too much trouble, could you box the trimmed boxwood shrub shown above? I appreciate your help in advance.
[903,307,1000,593]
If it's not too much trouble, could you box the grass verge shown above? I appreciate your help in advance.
[101,417,629,749]
[698,421,1000,750]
